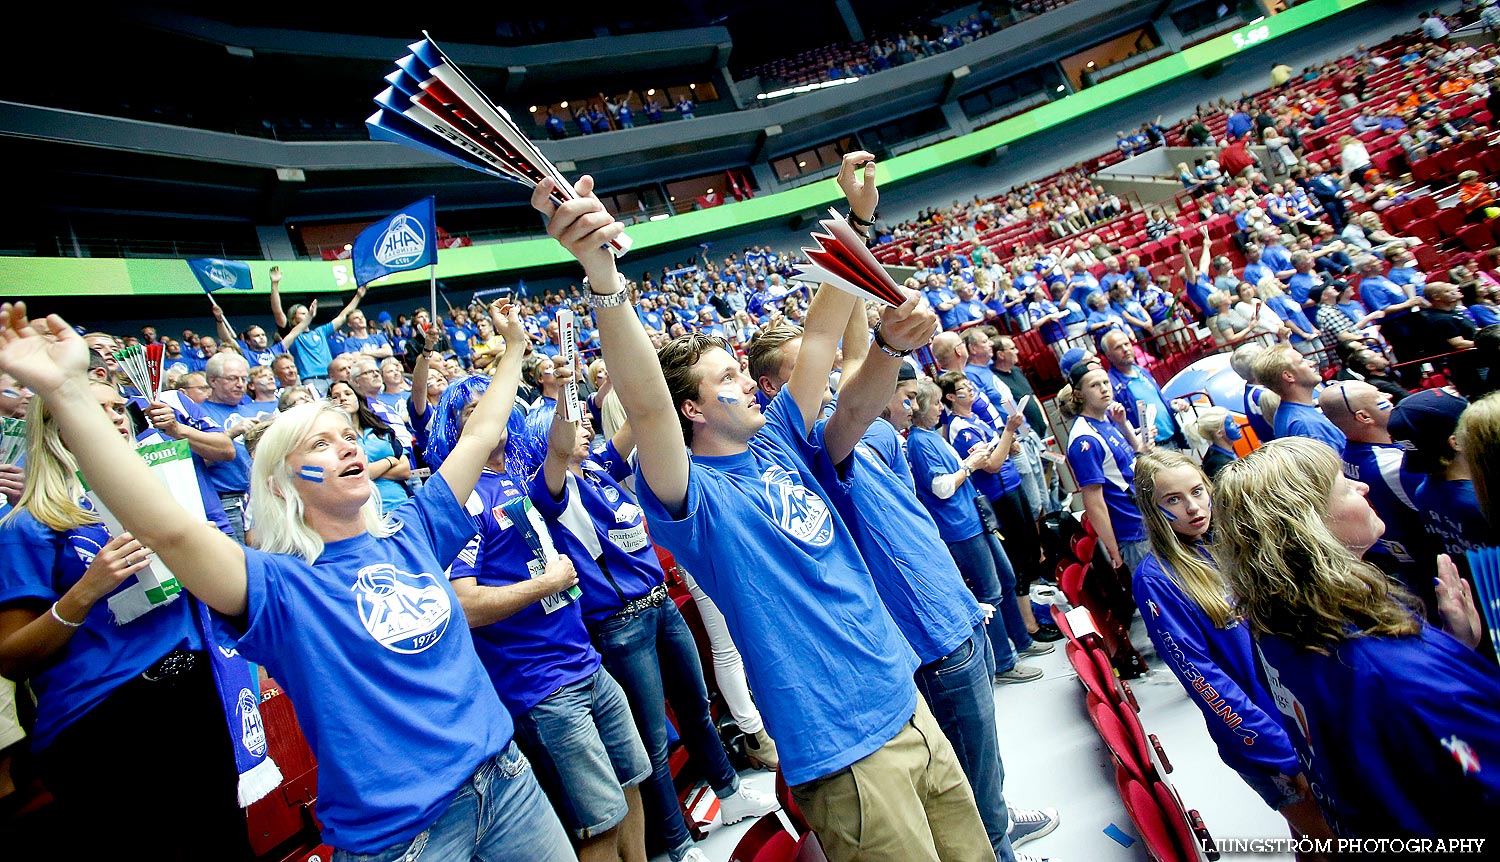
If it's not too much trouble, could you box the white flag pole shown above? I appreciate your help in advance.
[429,264,438,326]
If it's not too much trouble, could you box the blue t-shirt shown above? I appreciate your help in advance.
[1185,275,1215,319]
[809,416,982,665]
[634,390,919,786]
[1413,477,1488,558]
[1341,441,1425,571]
[1244,385,1276,443]
[1256,625,1500,837]
[1273,401,1346,452]
[0,507,201,750]
[945,298,989,330]
[1267,295,1317,344]
[1471,304,1500,328]
[948,412,1021,498]
[450,469,601,716]
[240,340,286,368]
[341,332,391,356]
[446,325,473,361]
[375,391,410,418]
[289,321,337,378]
[1261,245,1293,277]
[905,425,984,543]
[530,441,662,627]
[1134,554,1299,780]
[361,428,409,514]
[1288,272,1324,307]
[1359,275,1410,320]
[196,397,264,495]
[1028,300,1066,342]
[1067,415,1146,543]
[237,473,511,853]
[1109,365,1175,445]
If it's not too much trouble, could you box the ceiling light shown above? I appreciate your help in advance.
[648,88,656,96]
[798,161,807,167]
[529,105,538,112]
[560,100,568,108]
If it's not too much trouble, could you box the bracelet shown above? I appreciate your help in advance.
[847,210,875,227]
[50,601,84,628]
[872,322,915,358]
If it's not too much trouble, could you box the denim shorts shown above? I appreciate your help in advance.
[515,668,652,839]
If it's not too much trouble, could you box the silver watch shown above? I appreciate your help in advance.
[584,272,630,308]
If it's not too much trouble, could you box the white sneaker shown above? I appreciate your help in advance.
[1015,853,1059,862]
[676,848,710,862]
[1009,806,1061,846]
[718,783,779,825]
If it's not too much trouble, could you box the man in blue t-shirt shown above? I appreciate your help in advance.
[195,353,274,544]
[535,154,995,860]
[1102,331,1188,449]
[269,270,367,385]
[1255,345,1345,452]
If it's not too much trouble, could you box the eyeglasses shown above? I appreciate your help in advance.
[356,370,382,378]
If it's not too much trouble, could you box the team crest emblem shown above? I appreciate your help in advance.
[761,464,833,547]
[238,687,267,757]
[203,263,239,290]
[351,563,451,654]
[374,214,427,268]
[603,485,620,503]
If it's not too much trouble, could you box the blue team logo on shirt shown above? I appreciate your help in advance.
[760,464,833,547]
[351,563,452,654]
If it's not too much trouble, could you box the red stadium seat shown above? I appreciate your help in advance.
[729,814,797,862]
[794,833,831,862]
[1457,222,1492,252]
[1071,534,1097,565]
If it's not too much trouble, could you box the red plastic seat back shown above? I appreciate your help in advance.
[729,814,797,862]
[794,832,831,862]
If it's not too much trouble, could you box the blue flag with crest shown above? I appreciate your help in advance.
[186,258,253,293]
[353,197,439,287]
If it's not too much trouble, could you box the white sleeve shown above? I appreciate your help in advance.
[931,472,962,500]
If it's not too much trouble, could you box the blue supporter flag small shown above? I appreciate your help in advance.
[186,258,253,293]
[352,196,439,287]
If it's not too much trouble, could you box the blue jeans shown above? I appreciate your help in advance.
[513,669,652,839]
[332,742,572,862]
[591,600,739,860]
[947,531,1033,673]
[915,625,1018,862]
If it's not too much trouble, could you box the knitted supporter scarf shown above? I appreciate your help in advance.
[194,596,283,806]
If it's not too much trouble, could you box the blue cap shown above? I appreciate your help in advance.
[377,311,393,324]
[1389,388,1468,474]
[1059,347,1088,378]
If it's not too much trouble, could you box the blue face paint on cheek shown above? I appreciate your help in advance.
[1158,505,1178,522]
[298,465,325,483]
[1223,416,1243,441]
[716,394,739,406]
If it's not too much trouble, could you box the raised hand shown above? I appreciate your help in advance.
[489,301,526,345]
[1106,401,1127,424]
[531,176,624,275]
[877,288,939,353]
[0,303,90,397]
[269,266,281,285]
[836,151,879,223]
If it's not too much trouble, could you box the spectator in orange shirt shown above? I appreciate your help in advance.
[1458,170,1497,223]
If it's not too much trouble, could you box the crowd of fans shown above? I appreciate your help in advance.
[743,8,1012,90]
[2,13,1500,862]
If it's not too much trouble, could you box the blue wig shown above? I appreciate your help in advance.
[424,374,529,473]
[509,402,559,482]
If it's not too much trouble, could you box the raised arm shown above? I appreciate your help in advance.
[329,285,367,331]
[787,151,880,434]
[838,300,872,384]
[542,368,580,498]
[408,325,442,422]
[275,299,316,351]
[0,304,248,615]
[823,289,937,464]
[212,303,237,349]
[436,302,528,502]
[532,175,690,514]
[269,266,288,329]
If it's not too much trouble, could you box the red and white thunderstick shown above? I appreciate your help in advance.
[556,310,582,423]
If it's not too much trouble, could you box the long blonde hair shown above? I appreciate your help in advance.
[1211,438,1420,652]
[1184,406,1231,449]
[1134,451,1234,627]
[1457,391,1500,528]
[1,384,119,531]
[250,402,395,563]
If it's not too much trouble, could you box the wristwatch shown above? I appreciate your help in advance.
[872,321,914,358]
[585,272,631,308]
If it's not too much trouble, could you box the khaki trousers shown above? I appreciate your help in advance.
[790,698,995,862]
